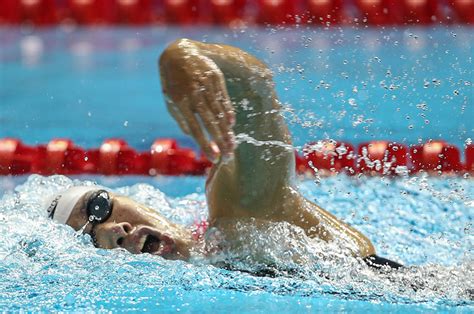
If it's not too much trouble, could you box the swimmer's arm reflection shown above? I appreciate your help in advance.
[159,39,376,258]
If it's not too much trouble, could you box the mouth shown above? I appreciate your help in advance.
[141,235,161,254]
[139,232,176,257]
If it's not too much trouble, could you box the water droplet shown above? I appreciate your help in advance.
[348,98,357,107]
[416,103,428,111]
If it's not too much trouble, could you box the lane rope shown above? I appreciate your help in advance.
[1,138,472,176]
[1,0,472,27]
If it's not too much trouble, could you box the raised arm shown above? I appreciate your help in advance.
[159,39,236,162]
[159,39,294,211]
[159,39,375,258]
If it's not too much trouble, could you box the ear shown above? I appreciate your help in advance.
[79,205,88,214]
[77,191,94,215]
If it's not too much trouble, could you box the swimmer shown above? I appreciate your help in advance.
[45,39,402,270]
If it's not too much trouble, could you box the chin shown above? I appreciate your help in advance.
[166,239,191,261]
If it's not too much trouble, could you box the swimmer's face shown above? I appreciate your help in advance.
[66,191,193,260]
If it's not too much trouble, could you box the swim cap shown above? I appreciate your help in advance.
[45,186,101,224]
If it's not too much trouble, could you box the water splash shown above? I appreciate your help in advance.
[0,175,472,311]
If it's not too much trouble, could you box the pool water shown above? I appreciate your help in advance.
[0,26,473,312]
[0,26,472,149]
[0,174,472,312]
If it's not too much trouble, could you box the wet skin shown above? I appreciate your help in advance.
[65,38,375,260]
[160,39,375,258]
[66,190,194,260]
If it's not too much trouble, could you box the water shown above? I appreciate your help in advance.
[0,174,472,312]
[0,26,473,312]
[0,26,472,149]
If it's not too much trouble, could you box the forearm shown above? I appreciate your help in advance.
[190,40,296,206]
[293,196,376,257]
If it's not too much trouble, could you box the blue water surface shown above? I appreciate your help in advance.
[0,174,473,312]
[0,26,473,312]
[0,26,472,149]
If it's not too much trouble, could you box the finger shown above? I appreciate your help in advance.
[166,100,191,135]
[179,104,217,162]
[212,75,236,127]
[194,102,228,157]
[214,91,236,153]
[201,82,235,154]
[206,78,235,127]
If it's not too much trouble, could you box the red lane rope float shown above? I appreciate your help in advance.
[450,0,474,24]
[0,0,58,25]
[163,0,199,25]
[2,0,472,26]
[0,138,472,176]
[257,0,296,25]
[355,0,402,26]
[298,141,355,175]
[306,0,344,25]
[66,0,117,25]
[466,144,474,172]
[116,0,154,25]
[409,140,463,173]
[210,0,246,26]
[401,0,439,24]
[357,141,408,175]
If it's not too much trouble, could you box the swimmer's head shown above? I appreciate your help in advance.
[45,186,193,260]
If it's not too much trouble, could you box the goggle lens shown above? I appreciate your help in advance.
[87,190,112,223]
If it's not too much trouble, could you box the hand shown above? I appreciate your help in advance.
[160,51,235,162]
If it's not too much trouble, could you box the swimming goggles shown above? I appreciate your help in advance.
[86,190,113,224]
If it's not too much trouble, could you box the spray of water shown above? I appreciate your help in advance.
[0,174,472,310]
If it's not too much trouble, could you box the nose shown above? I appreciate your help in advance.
[108,222,133,248]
